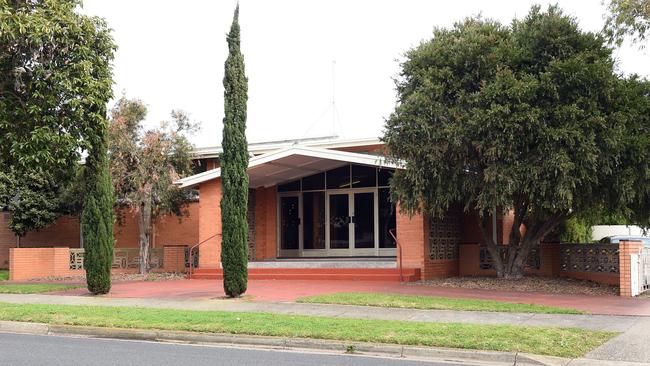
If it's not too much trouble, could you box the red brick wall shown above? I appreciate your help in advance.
[163,245,188,273]
[254,186,277,260]
[21,216,81,248]
[0,213,81,270]
[396,207,464,280]
[395,206,425,279]
[155,204,199,247]
[1,203,199,270]
[197,179,222,268]
[459,244,495,276]
[9,247,83,281]
[459,242,620,286]
[114,203,199,248]
[0,212,15,269]
[9,246,187,280]
[460,210,519,246]
[423,260,458,278]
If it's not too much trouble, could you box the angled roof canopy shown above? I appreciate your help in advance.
[192,136,382,158]
[174,146,402,189]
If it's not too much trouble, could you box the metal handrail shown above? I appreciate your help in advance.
[388,228,403,282]
[188,233,221,277]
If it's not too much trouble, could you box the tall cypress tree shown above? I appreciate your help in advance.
[82,129,115,295]
[220,4,249,297]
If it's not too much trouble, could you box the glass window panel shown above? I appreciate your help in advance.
[301,172,325,191]
[351,165,376,188]
[329,193,350,249]
[354,192,375,248]
[302,192,325,249]
[378,188,396,248]
[326,165,351,189]
[378,168,394,187]
[278,179,300,192]
[280,196,300,250]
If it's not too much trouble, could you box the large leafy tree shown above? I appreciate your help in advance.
[108,97,197,274]
[0,0,115,235]
[384,5,650,278]
[604,0,650,45]
[220,5,249,297]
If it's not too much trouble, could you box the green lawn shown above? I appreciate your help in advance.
[297,292,586,314]
[0,270,8,281]
[0,284,82,294]
[0,302,614,358]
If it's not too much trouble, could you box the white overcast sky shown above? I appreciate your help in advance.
[80,0,649,148]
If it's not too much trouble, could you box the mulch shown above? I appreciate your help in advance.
[24,272,187,284]
[416,276,619,296]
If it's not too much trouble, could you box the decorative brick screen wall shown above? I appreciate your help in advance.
[429,210,461,261]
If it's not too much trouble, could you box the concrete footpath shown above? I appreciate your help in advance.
[0,293,641,331]
[0,293,648,365]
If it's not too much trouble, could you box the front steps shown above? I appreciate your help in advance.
[190,267,420,282]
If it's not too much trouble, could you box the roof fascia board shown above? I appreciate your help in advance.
[175,146,401,188]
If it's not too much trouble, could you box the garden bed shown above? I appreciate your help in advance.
[416,276,618,296]
[20,272,187,284]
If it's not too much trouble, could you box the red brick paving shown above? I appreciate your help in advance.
[54,279,650,316]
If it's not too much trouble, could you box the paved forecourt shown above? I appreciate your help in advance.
[45,278,650,316]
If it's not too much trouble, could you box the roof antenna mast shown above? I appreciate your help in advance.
[331,59,337,137]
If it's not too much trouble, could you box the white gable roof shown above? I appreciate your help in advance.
[192,136,382,158]
[175,146,402,189]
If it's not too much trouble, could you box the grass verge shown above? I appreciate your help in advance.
[0,270,8,281]
[0,302,614,357]
[297,292,586,314]
[0,284,82,294]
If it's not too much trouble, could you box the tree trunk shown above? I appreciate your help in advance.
[477,212,506,277]
[138,188,153,274]
[478,209,541,279]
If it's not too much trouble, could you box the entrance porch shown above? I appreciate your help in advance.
[175,146,453,281]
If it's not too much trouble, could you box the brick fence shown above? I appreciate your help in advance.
[459,241,646,297]
[0,204,199,270]
[9,246,191,281]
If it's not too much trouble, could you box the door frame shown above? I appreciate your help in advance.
[277,187,395,258]
[277,192,302,258]
[324,188,378,257]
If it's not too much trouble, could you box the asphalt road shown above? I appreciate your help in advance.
[0,332,472,366]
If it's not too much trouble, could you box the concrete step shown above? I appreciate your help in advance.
[189,268,420,282]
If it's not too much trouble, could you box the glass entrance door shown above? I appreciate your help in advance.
[279,195,300,254]
[353,192,375,249]
[328,193,350,249]
[279,188,391,257]
[326,190,377,254]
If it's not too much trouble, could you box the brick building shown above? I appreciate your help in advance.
[2,137,507,281]
[173,137,512,281]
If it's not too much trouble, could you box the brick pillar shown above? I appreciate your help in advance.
[619,240,643,297]
[254,186,277,261]
[9,248,16,280]
[396,205,426,280]
[163,246,187,273]
[458,243,479,276]
[539,243,562,277]
[198,179,222,269]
